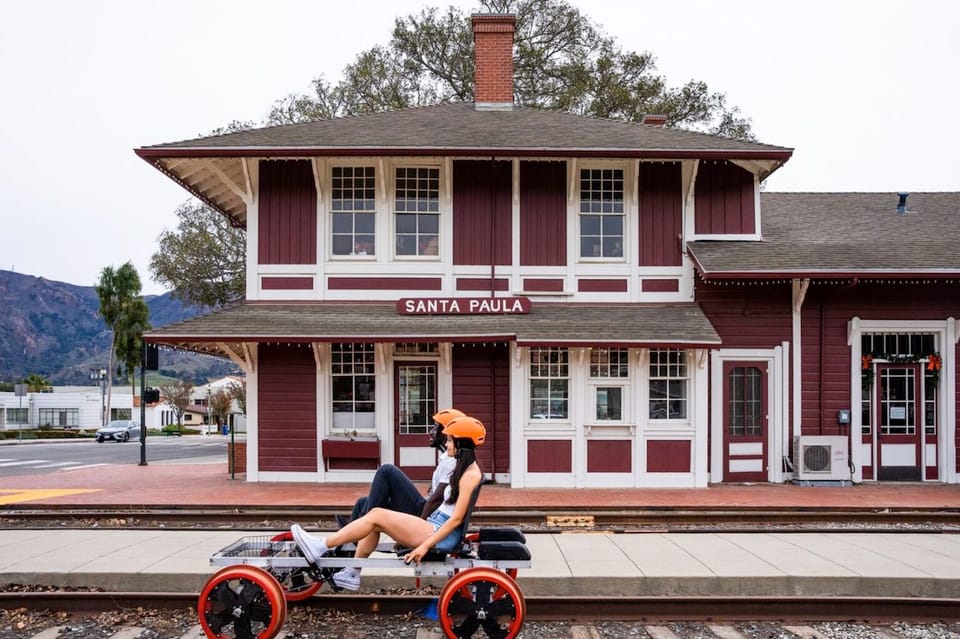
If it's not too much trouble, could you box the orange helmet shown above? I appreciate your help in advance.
[431,408,466,450]
[442,416,486,447]
[432,408,466,427]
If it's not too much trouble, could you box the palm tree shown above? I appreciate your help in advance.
[95,262,151,426]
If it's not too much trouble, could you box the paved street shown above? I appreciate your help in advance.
[0,437,230,477]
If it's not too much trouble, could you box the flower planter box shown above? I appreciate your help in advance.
[322,437,380,471]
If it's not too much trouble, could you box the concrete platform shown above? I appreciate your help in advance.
[1,460,959,598]
[0,527,959,598]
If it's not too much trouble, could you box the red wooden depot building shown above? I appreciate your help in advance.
[137,14,959,487]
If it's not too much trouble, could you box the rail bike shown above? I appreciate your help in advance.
[198,526,532,639]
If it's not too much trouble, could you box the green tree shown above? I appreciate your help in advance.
[159,379,195,428]
[269,0,753,138]
[95,262,150,426]
[149,201,247,309]
[21,373,50,393]
[228,379,247,415]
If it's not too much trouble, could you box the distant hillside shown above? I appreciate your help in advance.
[0,270,236,385]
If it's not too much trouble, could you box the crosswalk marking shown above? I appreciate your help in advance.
[0,459,52,467]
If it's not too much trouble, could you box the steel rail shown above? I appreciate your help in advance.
[1,591,958,622]
[2,506,959,531]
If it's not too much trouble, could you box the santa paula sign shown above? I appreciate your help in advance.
[397,297,531,315]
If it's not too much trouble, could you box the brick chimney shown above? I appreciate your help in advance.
[641,114,668,127]
[472,14,515,110]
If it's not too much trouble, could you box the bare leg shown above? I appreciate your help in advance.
[326,507,434,549]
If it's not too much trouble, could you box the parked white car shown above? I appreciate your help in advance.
[95,420,140,443]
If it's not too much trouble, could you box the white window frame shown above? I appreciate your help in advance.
[648,348,689,421]
[330,164,377,259]
[577,164,628,262]
[392,164,442,259]
[588,347,631,424]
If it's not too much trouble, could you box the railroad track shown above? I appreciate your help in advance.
[3,591,959,621]
[3,505,960,531]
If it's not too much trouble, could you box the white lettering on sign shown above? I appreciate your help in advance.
[397,297,531,315]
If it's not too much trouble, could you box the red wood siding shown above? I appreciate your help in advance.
[258,344,317,472]
[453,160,512,265]
[523,278,565,292]
[798,282,959,438]
[451,343,510,476]
[587,440,631,472]
[578,279,628,292]
[327,277,442,290]
[520,161,567,266]
[694,160,755,235]
[259,160,317,264]
[456,277,510,292]
[261,276,313,290]
[696,280,792,349]
[639,162,683,266]
[641,279,679,292]
[527,440,572,472]
[646,440,691,472]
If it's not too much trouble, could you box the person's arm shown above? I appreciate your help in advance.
[419,482,447,518]
[404,466,480,564]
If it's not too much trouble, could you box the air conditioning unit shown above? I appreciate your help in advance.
[793,436,849,481]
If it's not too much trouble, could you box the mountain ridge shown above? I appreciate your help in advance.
[0,270,234,385]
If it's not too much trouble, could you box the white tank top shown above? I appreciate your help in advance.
[435,483,456,517]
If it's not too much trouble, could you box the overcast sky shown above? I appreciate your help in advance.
[2,1,956,295]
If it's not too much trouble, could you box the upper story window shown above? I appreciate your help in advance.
[579,168,624,259]
[331,166,376,257]
[530,347,569,419]
[649,349,687,420]
[395,167,440,257]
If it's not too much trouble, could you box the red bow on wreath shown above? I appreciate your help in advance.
[927,354,942,371]
[862,355,873,370]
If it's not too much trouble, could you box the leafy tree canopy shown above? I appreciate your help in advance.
[150,201,247,309]
[268,0,753,139]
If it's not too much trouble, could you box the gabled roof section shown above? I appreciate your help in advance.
[689,192,960,280]
[135,103,793,226]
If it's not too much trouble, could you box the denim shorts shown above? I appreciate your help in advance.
[426,511,461,551]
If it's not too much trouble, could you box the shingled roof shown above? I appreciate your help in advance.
[688,192,960,279]
[145,302,721,362]
[135,102,793,226]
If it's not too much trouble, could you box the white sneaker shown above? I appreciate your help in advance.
[291,524,328,564]
[332,567,361,591]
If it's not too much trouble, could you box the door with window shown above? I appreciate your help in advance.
[722,361,768,482]
[394,362,439,480]
[876,365,922,481]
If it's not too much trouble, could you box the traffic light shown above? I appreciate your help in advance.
[143,388,160,403]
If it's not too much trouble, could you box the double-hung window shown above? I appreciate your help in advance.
[332,343,376,430]
[590,347,629,422]
[649,349,688,420]
[579,167,624,259]
[331,166,376,256]
[395,166,440,256]
[530,347,569,419]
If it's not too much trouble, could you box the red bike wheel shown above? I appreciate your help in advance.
[266,531,323,601]
[198,564,287,639]
[438,566,525,639]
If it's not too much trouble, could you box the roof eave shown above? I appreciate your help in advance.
[135,146,794,161]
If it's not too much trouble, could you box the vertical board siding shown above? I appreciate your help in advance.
[259,160,317,264]
[527,440,572,472]
[799,283,959,437]
[694,160,755,235]
[696,280,792,349]
[258,344,317,472]
[639,162,683,266]
[451,343,510,476]
[646,440,692,472]
[587,439,632,472]
[453,160,512,265]
[519,161,567,266]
